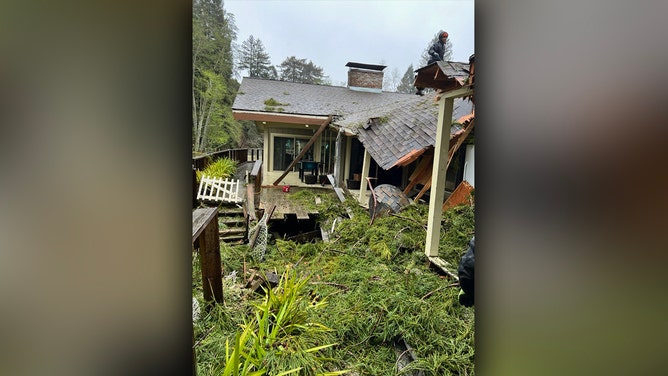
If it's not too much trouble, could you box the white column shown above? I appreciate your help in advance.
[424,86,473,257]
[425,96,454,257]
[358,149,371,204]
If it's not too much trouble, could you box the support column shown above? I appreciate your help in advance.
[333,128,342,187]
[424,86,473,257]
[358,149,371,204]
[425,96,454,257]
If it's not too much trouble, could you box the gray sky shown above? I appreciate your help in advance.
[225,0,474,87]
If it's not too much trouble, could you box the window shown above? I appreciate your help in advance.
[272,136,314,171]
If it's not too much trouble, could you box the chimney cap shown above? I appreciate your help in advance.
[345,62,387,71]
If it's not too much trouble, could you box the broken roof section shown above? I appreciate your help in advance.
[413,61,470,92]
[357,98,472,169]
[232,59,473,172]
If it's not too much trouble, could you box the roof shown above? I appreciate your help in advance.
[414,61,471,91]
[357,98,473,169]
[232,67,473,170]
[233,78,422,124]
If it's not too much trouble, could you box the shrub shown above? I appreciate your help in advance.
[197,157,238,182]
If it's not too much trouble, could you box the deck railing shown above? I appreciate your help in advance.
[193,148,263,208]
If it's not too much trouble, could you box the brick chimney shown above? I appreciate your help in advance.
[346,62,386,93]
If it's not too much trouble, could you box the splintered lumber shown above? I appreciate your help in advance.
[414,179,432,201]
[403,154,434,195]
[428,256,459,281]
[442,180,474,211]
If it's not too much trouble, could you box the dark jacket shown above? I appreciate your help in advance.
[457,236,475,307]
[428,38,446,65]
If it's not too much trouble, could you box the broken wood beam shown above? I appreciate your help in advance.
[428,256,459,281]
[442,180,474,211]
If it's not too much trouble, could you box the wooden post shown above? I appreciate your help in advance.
[192,208,223,303]
[425,86,473,257]
[201,218,222,303]
[358,149,371,204]
[192,329,197,376]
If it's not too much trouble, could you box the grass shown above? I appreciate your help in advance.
[194,195,475,375]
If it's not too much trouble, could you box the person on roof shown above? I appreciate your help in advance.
[428,31,449,65]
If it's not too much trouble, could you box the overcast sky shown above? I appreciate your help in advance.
[225,0,474,87]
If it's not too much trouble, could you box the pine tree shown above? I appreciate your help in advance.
[278,56,326,84]
[237,35,276,79]
[193,0,241,152]
[396,64,416,93]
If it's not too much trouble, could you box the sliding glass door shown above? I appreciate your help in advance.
[273,136,314,171]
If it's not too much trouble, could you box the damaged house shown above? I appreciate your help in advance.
[232,61,474,204]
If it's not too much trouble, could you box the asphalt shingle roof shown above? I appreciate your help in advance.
[232,74,473,170]
[357,98,472,169]
[233,78,419,119]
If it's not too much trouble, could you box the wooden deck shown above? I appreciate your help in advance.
[259,185,338,220]
[259,171,372,219]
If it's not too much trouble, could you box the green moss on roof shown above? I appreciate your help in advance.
[264,97,289,107]
[264,106,286,112]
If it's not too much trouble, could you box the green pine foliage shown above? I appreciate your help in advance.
[193,0,242,152]
[194,194,475,375]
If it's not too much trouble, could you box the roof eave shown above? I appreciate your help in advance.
[232,110,330,125]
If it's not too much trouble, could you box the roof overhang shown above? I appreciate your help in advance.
[232,110,330,126]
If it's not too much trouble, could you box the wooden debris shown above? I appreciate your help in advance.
[394,337,425,376]
[245,270,280,293]
[248,205,275,250]
[287,230,321,243]
[428,256,459,281]
[442,180,474,211]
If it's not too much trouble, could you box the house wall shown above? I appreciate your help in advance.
[257,121,323,177]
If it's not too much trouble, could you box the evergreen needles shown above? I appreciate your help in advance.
[194,199,475,375]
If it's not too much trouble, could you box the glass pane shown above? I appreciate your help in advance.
[320,139,334,174]
[273,137,293,171]
[295,139,314,161]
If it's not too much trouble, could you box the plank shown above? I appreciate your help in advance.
[442,180,474,211]
[333,187,346,202]
[428,256,459,281]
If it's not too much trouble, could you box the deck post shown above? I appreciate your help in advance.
[192,208,223,303]
[425,87,473,257]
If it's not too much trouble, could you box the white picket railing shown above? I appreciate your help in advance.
[197,176,243,203]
